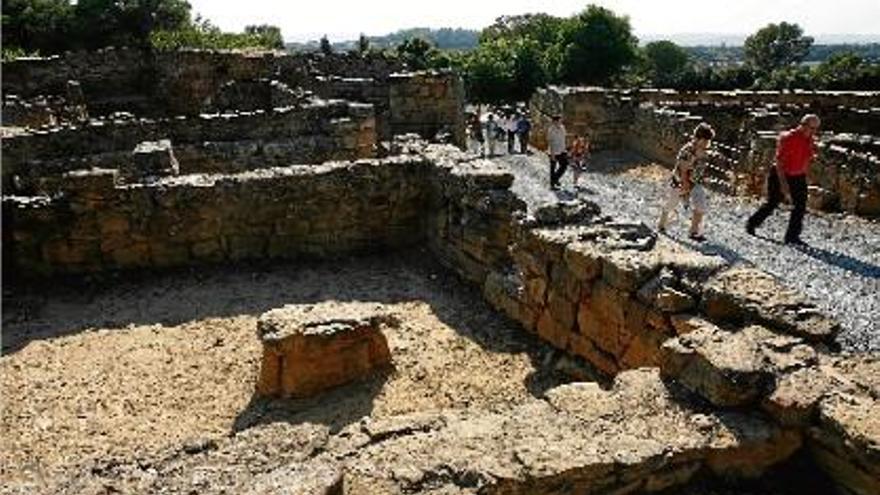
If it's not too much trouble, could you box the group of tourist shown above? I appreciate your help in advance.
[542,112,821,245]
[467,111,532,157]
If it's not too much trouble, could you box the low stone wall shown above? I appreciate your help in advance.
[529,86,632,152]
[2,99,377,193]
[1,48,406,117]
[634,88,880,109]
[3,139,877,494]
[4,157,430,277]
[389,71,466,147]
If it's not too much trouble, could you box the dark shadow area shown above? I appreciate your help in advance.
[749,232,880,279]
[232,371,391,435]
[659,448,839,495]
[795,243,880,279]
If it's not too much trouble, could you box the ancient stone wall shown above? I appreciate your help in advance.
[529,86,632,152]
[3,138,877,494]
[4,157,430,277]
[2,99,377,193]
[388,71,466,147]
[1,48,407,118]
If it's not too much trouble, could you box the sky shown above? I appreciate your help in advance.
[187,0,880,43]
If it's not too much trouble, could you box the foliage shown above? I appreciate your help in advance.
[1,0,74,54]
[72,0,192,49]
[554,6,639,85]
[2,46,41,61]
[244,24,284,50]
[319,35,332,55]
[812,53,880,90]
[462,37,548,103]
[3,0,284,54]
[357,33,370,54]
[150,17,284,51]
[480,13,564,49]
[642,40,691,86]
[744,22,813,74]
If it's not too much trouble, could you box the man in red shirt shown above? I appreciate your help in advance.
[746,114,820,245]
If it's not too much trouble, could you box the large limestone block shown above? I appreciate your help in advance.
[702,267,840,343]
[256,303,394,398]
[661,319,817,407]
[124,139,180,181]
[344,369,800,493]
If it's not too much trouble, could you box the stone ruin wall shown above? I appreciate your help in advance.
[1,48,464,147]
[530,86,880,218]
[3,50,878,492]
[1,100,377,194]
[4,136,878,493]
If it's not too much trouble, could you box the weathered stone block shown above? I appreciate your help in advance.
[703,267,840,343]
[123,139,180,181]
[256,303,394,398]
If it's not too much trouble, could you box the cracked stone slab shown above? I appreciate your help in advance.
[661,319,817,407]
[342,369,800,493]
[702,267,840,343]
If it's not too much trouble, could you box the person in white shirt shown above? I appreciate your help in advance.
[484,114,497,157]
[546,115,568,189]
[506,113,517,153]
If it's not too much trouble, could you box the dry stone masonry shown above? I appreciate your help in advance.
[2,49,878,494]
[256,302,395,398]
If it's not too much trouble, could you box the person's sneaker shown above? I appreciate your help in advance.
[689,232,706,242]
[746,223,756,236]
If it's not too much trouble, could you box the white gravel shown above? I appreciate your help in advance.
[495,148,880,353]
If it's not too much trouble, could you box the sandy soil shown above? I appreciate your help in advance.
[1,250,569,492]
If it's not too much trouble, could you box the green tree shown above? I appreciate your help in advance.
[643,40,690,86]
[555,5,639,84]
[814,53,880,90]
[1,0,74,54]
[480,13,564,49]
[73,0,191,49]
[744,22,814,74]
[357,33,370,54]
[319,35,332,55]
[244,24,284,49]
[396,37,433,69]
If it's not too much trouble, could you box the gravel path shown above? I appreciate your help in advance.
[488,146,880,353]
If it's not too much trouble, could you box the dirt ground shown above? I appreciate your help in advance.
[1,250,571,492]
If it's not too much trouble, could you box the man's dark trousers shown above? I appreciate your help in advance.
[747,169,808,242]
[550,152,569,187]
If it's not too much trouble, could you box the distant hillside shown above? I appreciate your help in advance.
[685,43,880,65]
[286,27,480,52]
[641,33,880,47]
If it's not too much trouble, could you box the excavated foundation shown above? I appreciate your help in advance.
[2,49,878,495]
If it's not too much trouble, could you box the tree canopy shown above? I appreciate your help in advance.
[2,0,284,55]
[744,22,814,74]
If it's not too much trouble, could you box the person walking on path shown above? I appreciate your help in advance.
[746,114,821,245]
[484,114,498,157]
[570,134,591,190]
[658,123,716,242]
[516,114,531,154]
[506,113,517,154]
[546,115,568,190]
